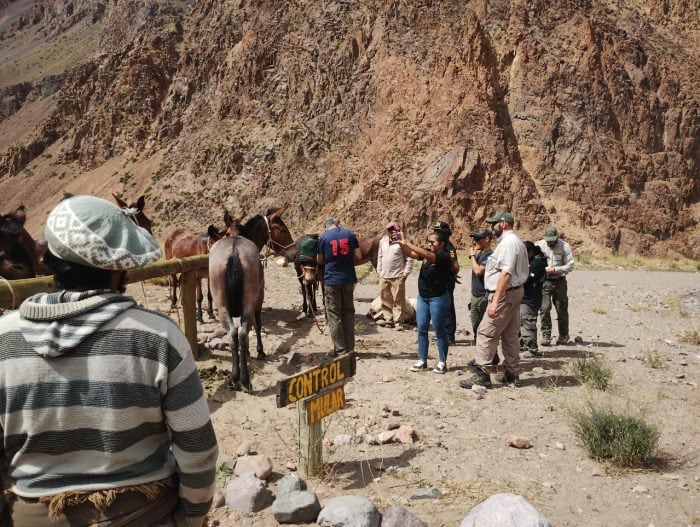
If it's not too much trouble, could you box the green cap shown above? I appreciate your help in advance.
[544,225,559,241]
[485,211,514,224]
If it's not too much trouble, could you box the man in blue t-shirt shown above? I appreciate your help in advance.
[317,218,361,355]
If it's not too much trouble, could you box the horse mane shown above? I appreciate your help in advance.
[237,214,264,237]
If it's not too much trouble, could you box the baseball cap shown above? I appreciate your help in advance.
[544,225,559,241]
[485,211,515,224]
[470,228,492,240]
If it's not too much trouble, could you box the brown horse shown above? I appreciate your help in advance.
[164,226,224,322]
[113,194,153,234]
[208,235,264,392]
[0,208,36,280]
[355,235,381,268]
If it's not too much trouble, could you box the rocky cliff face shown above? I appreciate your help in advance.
[0,0,698,257]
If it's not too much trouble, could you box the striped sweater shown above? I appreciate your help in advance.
[0,290,218,526]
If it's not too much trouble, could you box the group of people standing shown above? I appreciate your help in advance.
[317,211,574,389]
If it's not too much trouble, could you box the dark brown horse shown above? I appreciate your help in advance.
[0,208,36,280]
[164,226,224,322]
[223,204,296,259]
[355,235,381,268]
[113,194,153,234]
[208,235,264,392]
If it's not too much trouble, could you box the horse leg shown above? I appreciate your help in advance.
[311,281,319,312]
[170,273,178,308]
[238,321,252,393]
[254,309,265,359]
[206,279,215,320]
[196,278,204,323]
[304,281,315,319]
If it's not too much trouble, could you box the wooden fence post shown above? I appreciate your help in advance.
[297,401,323,477]
[179,269,199,359]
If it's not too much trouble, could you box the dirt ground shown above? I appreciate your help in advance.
[128,263,699,527]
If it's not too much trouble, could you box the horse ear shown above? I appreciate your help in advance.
[269,202,289,219]
[14,206,27,226]
[223,210,234,227]
[113,194,128,209]
[207,224,222,240]
[136,196,146,211]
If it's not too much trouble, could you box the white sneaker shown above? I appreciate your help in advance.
[433,361,447,374]
[410,360,427,372]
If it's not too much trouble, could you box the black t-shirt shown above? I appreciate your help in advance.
[523,253,547,307]
[418,250,452,298]
[470,249,493,297]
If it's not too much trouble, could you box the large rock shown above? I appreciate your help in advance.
[225,474,271,513]
[234,454,273,480]
[276,474,307,498]
[381,505,428,527]
[272,490,321,524]
[460,493,551,527]
[317,495,381,527]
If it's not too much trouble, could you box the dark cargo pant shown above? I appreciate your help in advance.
[470,295,488,342]
[325,283,356,353]
[520,303,539,352]
[540,278,569,341]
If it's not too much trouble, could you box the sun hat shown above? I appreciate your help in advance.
[543,225,559,242]
[432,220,452,236]
[45,195,161,270]
[485,211,515,224]
[385,221,401,232]
[470,228,492,240]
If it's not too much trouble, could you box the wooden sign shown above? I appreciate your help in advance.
[304,383,346,425]
[276,352,356,408]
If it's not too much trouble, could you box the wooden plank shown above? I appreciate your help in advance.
[297,401,323,477]
[179,269,199,359]
[0,255,209,309]
[276,352,356,408]
[303,383,346,425]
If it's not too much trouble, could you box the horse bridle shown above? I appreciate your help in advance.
[262,214,296,256]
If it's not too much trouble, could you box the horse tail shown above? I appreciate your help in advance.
[225,251,244,317]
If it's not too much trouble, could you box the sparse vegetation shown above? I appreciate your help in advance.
[573,355,612,390]
[641,351,664,369]
[571,403,660,468]
[677,328,700,346]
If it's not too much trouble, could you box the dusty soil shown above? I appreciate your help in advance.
[127,262,700,527]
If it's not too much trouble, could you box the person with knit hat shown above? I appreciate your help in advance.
[536,225,574,346]
[0,196,218,527]
[375,221,413,329]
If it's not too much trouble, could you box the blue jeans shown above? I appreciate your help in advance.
[416,291,450,363]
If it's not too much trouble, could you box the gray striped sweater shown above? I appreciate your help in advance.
[0,290,218,525]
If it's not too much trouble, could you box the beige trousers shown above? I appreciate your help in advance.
[475,287,524,376]
[379,276,406,324]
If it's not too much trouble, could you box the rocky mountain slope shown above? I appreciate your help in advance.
[0,0,698,257]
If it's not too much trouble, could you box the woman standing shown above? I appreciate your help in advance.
[396,230,453,373]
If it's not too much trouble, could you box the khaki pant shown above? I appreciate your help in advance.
[475,287,524,376]
[7,478,178,527]
[379,276,406,324]
[325,283,355,353]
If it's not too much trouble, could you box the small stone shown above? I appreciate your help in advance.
[333,434,353,446]
[236,441,253,457]
[677,481,689,491]
[574,336,584,343]
[392,409,401,416]
[472,385,488,396]
[542,481,554,490]
[680,361,688,366]
[676,373,686,379]
[507,435,532,449]
[555,442,565,450]
[632,484,649,494]
[591,467,606,477]
[285,461,297,471]
[395,424,416,444]
[212,490,226,509]
[378,430,395,444]
[544,405,555,412]
[387,422,400,431]
[410,487,443,500]
[532,367,545,374]
[365,434,379,445]
[234,455,273,480]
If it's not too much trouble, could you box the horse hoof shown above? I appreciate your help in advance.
[256,352,266,361]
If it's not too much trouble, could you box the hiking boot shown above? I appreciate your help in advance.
[458,365,492,389]
[377,319,389,327]
[556,336,570,345]
[433,361,447,374]
[410,360,428,372]
[520,349,542,359]
[540,338,552,347]
[496,371,520,387]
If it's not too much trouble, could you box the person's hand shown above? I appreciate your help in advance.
[546,266,555,275]
[487,303,496,318]
[401,274,408,281]
[469,243,478,257]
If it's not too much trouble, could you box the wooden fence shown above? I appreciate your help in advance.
[0,254,210,358]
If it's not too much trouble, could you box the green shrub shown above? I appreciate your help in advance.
[571,403,660,467]
[573,355,612,390]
